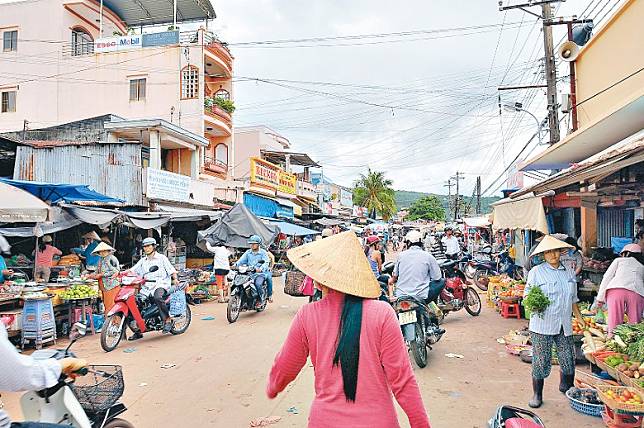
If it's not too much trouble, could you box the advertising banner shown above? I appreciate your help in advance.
[146,168,190,202]
[95,35,142,53]
[142,31,179,48]
[340,188,353,207]
[250,158,280,189]
[278,171,297,195]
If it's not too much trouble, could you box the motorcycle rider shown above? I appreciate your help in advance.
[0,318,87,428]
[442,227,461,260]
[235,235,272,307]
[127,237,179,338]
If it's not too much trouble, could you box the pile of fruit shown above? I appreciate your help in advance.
[59,284,98,300]
[602,388,643,405]
[616,362,644,380]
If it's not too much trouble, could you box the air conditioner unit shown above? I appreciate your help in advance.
[561,94,572,113]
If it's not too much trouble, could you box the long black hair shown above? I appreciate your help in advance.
[333,294,363,402]
[38,242,47,252]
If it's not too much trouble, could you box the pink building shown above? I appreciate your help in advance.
[0,0,238,204]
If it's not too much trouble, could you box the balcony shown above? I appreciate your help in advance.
[204,156,227,176]
[204,104,232,136]
[296,180,317,200]
[180,30,233,77]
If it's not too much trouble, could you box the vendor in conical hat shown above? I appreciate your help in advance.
[73,230,102,270]
[267,231,430,427]
[523,235,586,409]
[87,242,120,314]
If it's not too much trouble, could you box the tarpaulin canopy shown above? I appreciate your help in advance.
[313,218,343,227]
[269,221,320,237]
[156,204,222,222]
[0,181,50,223]
[198,204,278,249]
[491,194,549,234]
[0,178,124,206]
[62,205,171,230]
[0,207,81,237]
[463,217,491,228]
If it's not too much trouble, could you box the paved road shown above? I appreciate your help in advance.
[4,280,603,427]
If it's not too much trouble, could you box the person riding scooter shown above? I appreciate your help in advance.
[235,235,271,307]
[127,237,179,337]
[0,318,86,428]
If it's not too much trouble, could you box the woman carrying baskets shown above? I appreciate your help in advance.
[523,235,586,409]
[267,231,430,427]
[87,242,120,314]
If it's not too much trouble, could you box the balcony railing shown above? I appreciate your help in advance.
[204,156,227,174]
[204,104,232,130]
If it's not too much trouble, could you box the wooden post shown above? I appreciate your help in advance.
[580,201,597,256]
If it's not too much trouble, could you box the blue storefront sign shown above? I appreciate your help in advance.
[142,31,180,48]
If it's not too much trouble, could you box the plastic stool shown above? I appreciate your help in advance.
[72,306,96,335]
[501,302,521,319]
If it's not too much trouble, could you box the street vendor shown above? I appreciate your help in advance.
[72,231,101,270]
[523,235,586,409]
[34,235,62,283]
[205,241,232,303]
[87,242,120,314]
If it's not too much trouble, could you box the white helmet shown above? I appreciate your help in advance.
[405,230,422,243]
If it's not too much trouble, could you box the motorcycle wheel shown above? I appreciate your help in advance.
[464,265,476,279]
[464,287,482,316]
[227,294,241,323]
[170,305,191,335]
[473,269,490,291]
[103,418,135,428]
[410,320,428,368]
[100,313,124,353]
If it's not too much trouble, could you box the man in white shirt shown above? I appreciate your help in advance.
[0,320,86,428]
[441,228,461,260]
[206,242,231,303]
[128,237,179,336]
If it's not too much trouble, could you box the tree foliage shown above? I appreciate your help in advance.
[407,195,445,221]
[353,169,397,220]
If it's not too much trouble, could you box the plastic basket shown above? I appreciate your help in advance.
[70,365,124,413]
[565,388,603,417]
[596,385,644,415]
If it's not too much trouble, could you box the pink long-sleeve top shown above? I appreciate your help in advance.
[267,290,430,428]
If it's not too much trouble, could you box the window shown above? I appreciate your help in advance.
[181,66,199,99]
[1,91,16,113]
[214,89,230,101]
[215,144,228,165]
[129,78,146,101]
[71,28,93,56]
[3,30,17,52]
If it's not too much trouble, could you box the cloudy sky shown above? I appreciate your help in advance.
[208,0,621,196]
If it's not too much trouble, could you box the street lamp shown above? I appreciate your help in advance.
[503,102,544,146]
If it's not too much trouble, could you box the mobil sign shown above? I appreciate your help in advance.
[95,35,142,53]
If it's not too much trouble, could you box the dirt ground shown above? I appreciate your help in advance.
[4,279,605,428]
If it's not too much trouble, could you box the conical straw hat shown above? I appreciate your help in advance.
[83,231,100,241]
[92,241,115,254]
[530,235,574,257]
[287,231,380,299]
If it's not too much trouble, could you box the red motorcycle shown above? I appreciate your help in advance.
[100,266,192,352]
[434,259,481,320]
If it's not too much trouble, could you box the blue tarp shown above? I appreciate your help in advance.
[270,221,320,236]
[0,178,124,205]
[243,193,293,219]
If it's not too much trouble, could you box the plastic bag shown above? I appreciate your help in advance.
[169,290,187,316]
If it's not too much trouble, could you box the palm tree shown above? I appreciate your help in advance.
[353,169,397,220]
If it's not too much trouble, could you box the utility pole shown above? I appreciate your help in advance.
[499,0,562,145]
[444,179,453,223]
[476,176,482,215]
[451,172,464,221]
[22,120,29,141]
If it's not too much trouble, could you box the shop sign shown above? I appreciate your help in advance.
[250,158,280,189]
[146,168,190,202]
[352,206,367,218]
[95,35,142,53]
[142,31,179,48]
[278,171,297,195]
[506,161,524,189]
[340,188,353,207]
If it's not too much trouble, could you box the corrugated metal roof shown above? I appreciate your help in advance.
[19,140,95,148]
[103,0,215,27]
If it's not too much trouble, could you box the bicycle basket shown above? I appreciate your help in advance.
[70,365,124,413]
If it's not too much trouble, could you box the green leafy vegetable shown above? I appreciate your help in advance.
[523,286,551,316]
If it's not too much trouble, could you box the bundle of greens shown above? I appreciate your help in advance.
[608,323,644,362]
[523,286,551,317]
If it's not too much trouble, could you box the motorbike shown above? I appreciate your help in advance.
[100,266,192,352]
[23,323,134,427]
[470,249,524,291]
[392,295,444,368]
[488,405,545,428]
[226,260,268,323]
[435,259,482,319]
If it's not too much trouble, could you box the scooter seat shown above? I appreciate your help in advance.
[505,418,542,428]
[438,260,458,269]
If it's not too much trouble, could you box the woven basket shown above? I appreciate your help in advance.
[565,388,603,418]
[574,369,618,389]
[283,271,306,297]
[596,385,644,414]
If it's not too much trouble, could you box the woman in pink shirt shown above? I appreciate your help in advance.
[34,235,62,283]
[267,231,430,428]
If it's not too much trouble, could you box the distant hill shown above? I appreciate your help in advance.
[395,190,499,216]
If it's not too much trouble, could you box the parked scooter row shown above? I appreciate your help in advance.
[465,249,524,291]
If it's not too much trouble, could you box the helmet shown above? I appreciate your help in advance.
[321,228,333,238]
[142,237,157,247]
[248,235,262,245]
[405,230,422,243]
[366,236,381,245]
[622,243,642,254]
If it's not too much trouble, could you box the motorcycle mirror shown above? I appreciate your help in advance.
[148,265,159,273]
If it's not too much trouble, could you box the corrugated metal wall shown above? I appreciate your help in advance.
[14,144,144,206]
[597,208,634,247]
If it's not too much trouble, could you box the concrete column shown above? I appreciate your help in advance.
[149,130,162,170]
[191,148,199,179]
[580,202,597,256]
[285,154,291,173]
